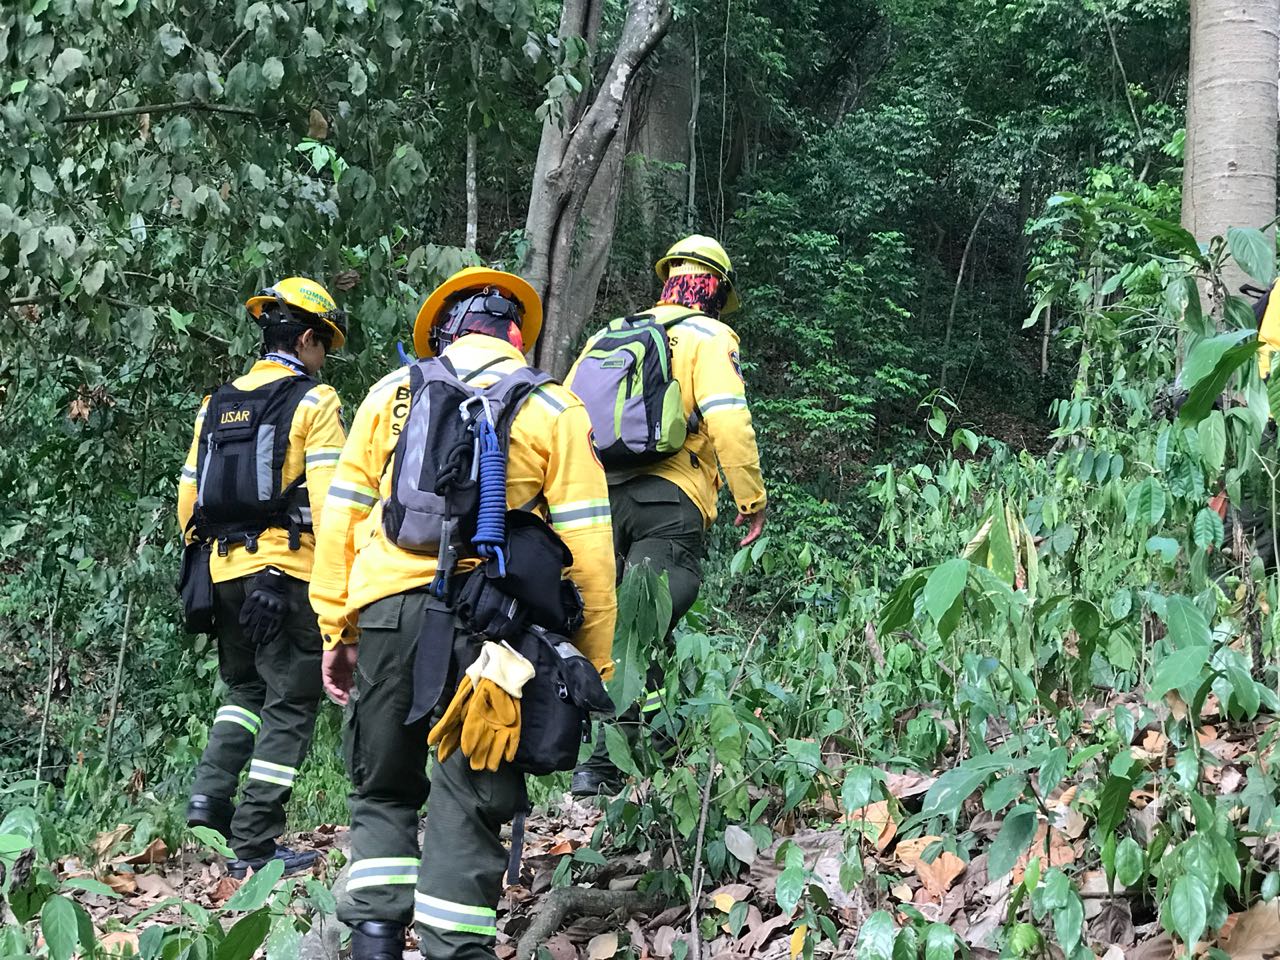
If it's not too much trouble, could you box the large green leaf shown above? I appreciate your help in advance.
[1199,410,1226,473]
[1180,339,1261,425]
[1163,597,1210,650]
[921,763,991,821]
[1192,507,1225,550]
[215,908,271,960]
[922,558,969,622]
[1228,226,1276,284]
[1149,645,1211,698]
[855,910,898,960]
[1167,874,1208,946]
[222,857,285,913]
[1115,836,1144,887]
[1095,774,1134,837]
[40,895,79,960]
[987,804,1037,880]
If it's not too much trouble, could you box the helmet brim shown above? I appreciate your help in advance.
[245,293,347,350]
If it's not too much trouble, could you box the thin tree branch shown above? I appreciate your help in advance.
[62,101,256,123]
[941,189,998,390]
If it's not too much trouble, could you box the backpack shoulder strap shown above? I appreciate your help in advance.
[656,310,704,329]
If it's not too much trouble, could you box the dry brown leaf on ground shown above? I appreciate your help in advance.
[542,933,580,960]
[1142,730,1169,755]
[1127,934,1176,960]
[914,850,965,900]
[884,771,936,799]
[208,876,240,904]
[710,883,754,904]
[650,926,679,958]
[895,835,942,871]
[102,872,137,896]
[738,913,792,954]
[99,930,140,955]
[1010,824,1074,885]
[120,839,168,866]
[1218,900,1280,959]
[548,839,582,857]
[91,825,133,859]
[587,932,619,959]
[891,882,914,902]
[847,801,897,853]
[134,873,179,900]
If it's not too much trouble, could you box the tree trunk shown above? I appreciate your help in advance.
[465,129,478,253]
[1182,0,1279,299]
[522,0,674,377]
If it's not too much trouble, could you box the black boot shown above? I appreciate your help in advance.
[350,920,405,960]
[570,765,624,798]
[227,845,319,879]
[186,794,234,838]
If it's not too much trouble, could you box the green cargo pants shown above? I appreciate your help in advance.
[190,574,323,860]
[577,475,705,778]
[339,591,526,959]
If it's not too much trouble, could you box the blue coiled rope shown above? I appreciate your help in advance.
[471,408,508,577]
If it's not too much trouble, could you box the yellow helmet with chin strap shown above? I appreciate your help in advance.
[413,266,543,358]
[654,235,741,315]
[245,277,348,350]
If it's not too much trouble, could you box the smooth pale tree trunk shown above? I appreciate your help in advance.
[522,0,674,377]
[1182,0,1279,301]
[465,129,478,253]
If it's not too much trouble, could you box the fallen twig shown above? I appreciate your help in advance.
[515,887,664,960]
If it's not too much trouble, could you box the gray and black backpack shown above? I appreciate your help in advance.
[381,356,552,562]
[192,373,316,552]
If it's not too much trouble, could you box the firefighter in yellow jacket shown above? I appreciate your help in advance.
[310,267,616,960]
[566,235,767,797]
[177,277,347,876]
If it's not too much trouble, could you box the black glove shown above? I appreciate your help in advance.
[240,567,289,646]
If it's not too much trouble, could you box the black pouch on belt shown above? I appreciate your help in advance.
[176,540,216,635]
[457,510,585,640]
[510,625,615,775]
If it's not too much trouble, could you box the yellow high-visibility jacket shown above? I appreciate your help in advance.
[1259,281,1280,380]
[569,304,767,525]
[309,335,618,675]
[177,358,346,583]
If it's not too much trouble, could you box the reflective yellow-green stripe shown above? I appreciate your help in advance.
[248,759,297,787]
[414,892,498,937]
[348,857,420,890]
[214,705,261,735]
[641,687,666,713]
[549,498,611,532]
[327,481,377,509]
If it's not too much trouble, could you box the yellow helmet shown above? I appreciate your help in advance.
[413,266,543,358]
[245,277,348,350]
[654,234,741,315]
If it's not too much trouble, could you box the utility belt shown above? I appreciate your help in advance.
[176,515,310,636]
[402,510,610,773]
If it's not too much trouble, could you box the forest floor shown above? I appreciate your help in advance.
[43,680,1280,959]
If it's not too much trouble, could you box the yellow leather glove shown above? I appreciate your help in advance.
[457,641,536,772]
[427,674,474,763]
[460,678,522,772]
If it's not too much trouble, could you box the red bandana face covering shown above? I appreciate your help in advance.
[659,272,729,317]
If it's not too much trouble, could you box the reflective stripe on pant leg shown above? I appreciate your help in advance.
[247,759,297,787]
[414,892,498,938]
[347,857,421,891]
[214,705,262,735]
[641,687,666,713]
